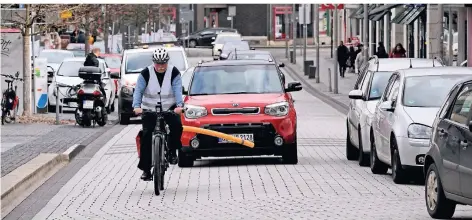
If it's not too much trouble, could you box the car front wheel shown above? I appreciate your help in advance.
[282,141,298,164]
[346,121,359,160]
[425,163,456,219]
[370,133,388,174]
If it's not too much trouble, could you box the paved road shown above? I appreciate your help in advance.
[6,52,472,219]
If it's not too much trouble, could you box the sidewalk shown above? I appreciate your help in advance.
[276,50,357,110]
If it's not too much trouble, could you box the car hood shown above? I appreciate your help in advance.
[122,73,139,86]
[366,100,378,114]
[403,107,440,127]
[56,75,83,86]
[186,93,286,108]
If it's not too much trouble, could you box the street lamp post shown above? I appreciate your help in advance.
[292,4,297,64]
[333,5,339,94]
[315,4,320,83]
[363,4,368,58]
[303,4,307,66]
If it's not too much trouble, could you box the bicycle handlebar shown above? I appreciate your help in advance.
[1,74,23,82]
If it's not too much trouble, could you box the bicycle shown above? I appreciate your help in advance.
[1,72,23,125]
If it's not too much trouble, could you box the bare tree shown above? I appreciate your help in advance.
[1,4,72,116]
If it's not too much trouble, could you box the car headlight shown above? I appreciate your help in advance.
[408,123,432,139]
[264,101,289,116]
[184,104,207,119]
[121,86,133,95]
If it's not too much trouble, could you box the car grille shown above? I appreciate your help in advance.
[196,123,277,149]
[211,107,260,115]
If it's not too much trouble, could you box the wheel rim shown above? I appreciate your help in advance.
[190,41,196,47]
[426,170,438,211]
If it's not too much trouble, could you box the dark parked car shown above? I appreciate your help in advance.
[424,75,472,219]
[219,41,253,60]
[179,28,237,48]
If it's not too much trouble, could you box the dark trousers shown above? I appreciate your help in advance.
[138,112,183,171]
[338,62,347,77]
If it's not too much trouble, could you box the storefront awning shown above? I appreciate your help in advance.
[370,9,389,21]
[390,7,412,24]
[400,6,426,25]
[349,5,363,18]
[352,4,377,19]
[369,4,401,16]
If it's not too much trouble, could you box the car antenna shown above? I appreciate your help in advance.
[409,59,413,68]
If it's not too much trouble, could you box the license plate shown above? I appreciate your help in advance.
[218,134,254,143]
[83,100,94,109]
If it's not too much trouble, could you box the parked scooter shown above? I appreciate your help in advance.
[75,67,108,127]
[1,72,23,125]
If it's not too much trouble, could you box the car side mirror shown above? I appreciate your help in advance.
[348,90,363,100]
[250,47,255,50]
[285,81,302,92]
[218,49,222,52]
[379,101,395,112]
[110,72,120,79]
[278,63,285,67]
[182,86,188,95]
[211,37,216,40]
[105,68,111,73]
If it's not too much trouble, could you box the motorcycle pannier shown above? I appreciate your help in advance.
[78,66,102,81]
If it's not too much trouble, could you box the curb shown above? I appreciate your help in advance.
[60,144,85,161]
[281,59,349,115]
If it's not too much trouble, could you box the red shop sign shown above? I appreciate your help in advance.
[320,4,344,10]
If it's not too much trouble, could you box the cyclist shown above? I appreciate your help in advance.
[132,47,184,181]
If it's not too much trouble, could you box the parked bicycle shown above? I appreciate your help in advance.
[1,72,23,125]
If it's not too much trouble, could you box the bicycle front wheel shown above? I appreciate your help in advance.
[152,135,162,196]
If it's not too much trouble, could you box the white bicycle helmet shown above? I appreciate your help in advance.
[152,47,170,64]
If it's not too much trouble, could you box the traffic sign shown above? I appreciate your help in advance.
[228,6,236,17]
[320,4,344,10]
[298,4,311,25]
[60,10,72,19]
[180,10,194,23]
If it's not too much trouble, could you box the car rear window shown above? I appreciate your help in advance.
[125,50,186,73]
[403,75,467,107]
[39,51,74,64]
[104,56,121,68]
[57,61,83,77]
[215,35,241,44]
[189,64,283,95]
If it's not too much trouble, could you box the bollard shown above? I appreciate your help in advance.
[328,68,332,92]
[290,50,294,63]
[309,65,317,79]
[304,60,314,76]
[55,85,60,125]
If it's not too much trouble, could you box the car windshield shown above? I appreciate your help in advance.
[222,42,249,53]
[69,50,86,57]
[215,35,241,44]
[189,65,283,95]
[231,53,271,60]
[56,61,84,77]
[39,51,74,64]
[369,71,394,100]
[104,56,121,68]
[125,50,186,73]
[403,75,467,107]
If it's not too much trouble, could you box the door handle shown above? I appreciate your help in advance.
[460,140,468,150]
[438,129,447,137]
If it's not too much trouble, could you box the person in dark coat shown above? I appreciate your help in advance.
[337,41,349,78]
[348,46,356,73]
[389,43,407,58]
[84,48,107,103]
[375,42,389,58]
[84,48,100,67]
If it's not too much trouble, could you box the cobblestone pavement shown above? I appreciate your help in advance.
[25,64,471,219]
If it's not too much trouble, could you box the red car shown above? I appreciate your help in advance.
[179,60,302,167]
[101,53,122,96]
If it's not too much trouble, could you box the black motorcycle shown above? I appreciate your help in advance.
[75,67,108,127]
[1,72,23,125]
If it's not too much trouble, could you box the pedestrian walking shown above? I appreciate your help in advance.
[375,42,388,58]
[389,43,407,58]
[355,44,365,74]
[53,32,62,49]
[348,46,356,73]
[337,41,349,78]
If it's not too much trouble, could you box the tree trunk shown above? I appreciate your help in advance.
[84,13,90,55]
[103,5,109,53]
[22,5,32,116]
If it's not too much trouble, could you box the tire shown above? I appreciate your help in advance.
[82,110,92,127]
[153,136,162,196]
[282,141,298,164]
[119,113,129,125]
[97,110,107,127]
[189,40,197,48]
[159,139,166,191]
[358,128,369,167]
[346,122,359,160]
[370,133,388,174]
[391,144,407,184]
[3,110,12,124]
[178,149,194,167]
[425,163,457,219]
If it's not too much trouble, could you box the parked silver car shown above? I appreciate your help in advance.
[347,57,443,166]
[370,67,472,184]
